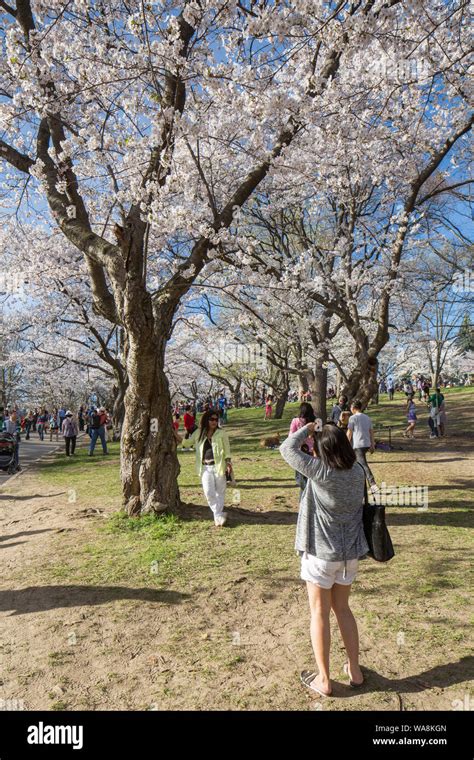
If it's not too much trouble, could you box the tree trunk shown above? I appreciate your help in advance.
[274,390,288,419]
[297,371,309,400]
[120,333,180,516]
[309,363,328,422]
[232,378,242,408]
[250,379,257,405]
[342,351,379,408]
[112,380,127,438]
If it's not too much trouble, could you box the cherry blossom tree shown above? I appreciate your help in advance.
[1,0,471,514]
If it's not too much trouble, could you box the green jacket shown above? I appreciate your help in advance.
[181,427,231,477]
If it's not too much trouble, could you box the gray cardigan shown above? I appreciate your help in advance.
[279,424,369,562]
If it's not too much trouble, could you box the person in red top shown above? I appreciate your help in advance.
[172,413,181,432]
[183,405,196,438]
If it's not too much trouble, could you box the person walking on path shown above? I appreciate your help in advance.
[88,407,108,455]
[289,402,317,499]
[279,422,368,697]
[37,408,48,441]
[24,410,34,440]
[49,409,60,442]
[346,400,377,491]
[387,378,394,400]
[174,410,233,527]
[5,411,21,471]
[62,411,78,456]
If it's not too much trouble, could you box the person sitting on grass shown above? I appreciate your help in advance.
[279,422,368,697]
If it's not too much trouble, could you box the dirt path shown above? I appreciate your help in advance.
[0,437,473,712]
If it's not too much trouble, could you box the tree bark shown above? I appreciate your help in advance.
[232,378,242,408]
[274,390,288,419]
[297,371,309,400]
[309,362,328,422]
[120,332,180,516]
[342,351,379,408]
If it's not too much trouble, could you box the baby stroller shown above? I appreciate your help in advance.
[0,432,19,474]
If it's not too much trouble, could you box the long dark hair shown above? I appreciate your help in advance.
[315,424,356,470]
[298,402,316,423]
[198,409,219,441]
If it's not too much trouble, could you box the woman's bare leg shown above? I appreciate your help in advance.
[331,583,363,684]
[306,582,332,694]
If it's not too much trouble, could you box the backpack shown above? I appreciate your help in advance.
[91,413,102,429]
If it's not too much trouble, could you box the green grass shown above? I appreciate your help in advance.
[21,387,473,710]
[35,386,474,589]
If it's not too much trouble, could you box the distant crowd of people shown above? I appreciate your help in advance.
[0,404,113,470]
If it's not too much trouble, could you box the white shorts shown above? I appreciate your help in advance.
[301,553,359,589]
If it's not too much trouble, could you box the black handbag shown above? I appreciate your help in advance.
[360,468,395,562]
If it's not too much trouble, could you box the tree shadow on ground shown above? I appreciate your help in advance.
[371,458,467,464]
[426,479,474,490]
[237,483,296,490]
[237,477,294,483]
[0,493,67,501]
[178,503,298,525]
[330,656,474,699]
[387,511,473,528]
[0,529,54,543]
[0,586,190,615]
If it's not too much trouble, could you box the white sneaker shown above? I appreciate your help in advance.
[214,512,228,527]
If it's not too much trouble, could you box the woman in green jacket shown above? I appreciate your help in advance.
[174,410,232,526]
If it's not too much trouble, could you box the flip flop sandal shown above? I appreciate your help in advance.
[300,670,332,697]
[343,663,364,688]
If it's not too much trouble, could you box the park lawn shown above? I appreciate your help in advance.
[0,387,472,711]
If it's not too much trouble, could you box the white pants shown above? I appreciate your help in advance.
[201,465,226,517]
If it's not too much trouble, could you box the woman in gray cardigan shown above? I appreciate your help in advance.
[280,422,368,697]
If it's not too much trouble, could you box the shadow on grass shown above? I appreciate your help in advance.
[330,656,474,699]
[425,479,474,490]
[237,483,296,490]
[179,503,297,525]
[0,585,190,615]
[373,457,469,464]
[387,511,473,528]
